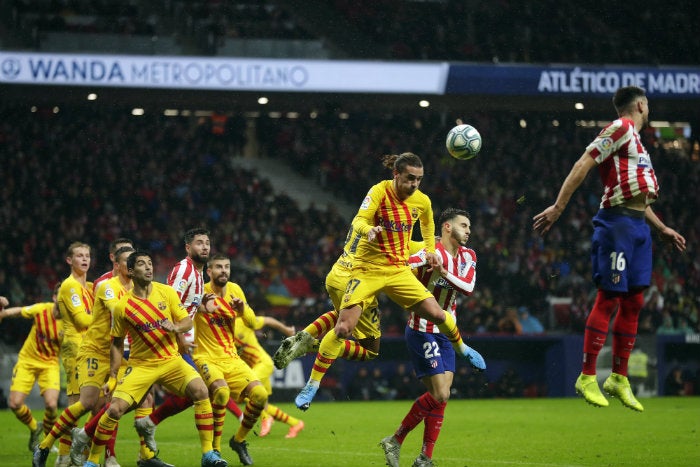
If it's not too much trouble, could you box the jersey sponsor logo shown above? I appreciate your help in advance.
[104,285,115,300]
[360,195,371,210]
[378,216,411,232]
[70,293,81,307]
[435,277,453,290]
[134,318,168,333]
[176,279,188,292]
[208,315,234,327]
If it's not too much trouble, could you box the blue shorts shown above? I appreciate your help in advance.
[405,326,456,379]
[591,208,652,292]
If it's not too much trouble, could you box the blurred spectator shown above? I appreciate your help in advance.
[518,306,544,334]
[628,348,650,395]
[656,313,679,335]
[494,367,524,398]
[390,363,420,400]
[498,307,523,334]
[346,366,374,401]
[663,366,686,396]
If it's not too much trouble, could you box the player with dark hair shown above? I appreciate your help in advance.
[380,208,479,467]
[0,283,62,454]
[195,253,269,466]
[82,250,227,467]
[34,242,94,467]
[93,238,134,293]
[294,153,485,410]
[133,228,225,457]
[533,86,686,411]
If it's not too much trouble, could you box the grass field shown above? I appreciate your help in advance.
[2,397,699,467]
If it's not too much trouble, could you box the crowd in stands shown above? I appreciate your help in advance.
[1,104,698,352]
[8,0,157,35]
[331,0,700,64]
[5,0,699,65]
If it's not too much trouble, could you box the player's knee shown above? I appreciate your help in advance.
[8,399,22,411]
[187,378,210,401]
[210,384,230,406]
[247,384,268,407]
[431,388,450,403]
[45,401,58,413]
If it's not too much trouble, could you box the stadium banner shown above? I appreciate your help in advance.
[445,63,700,98]
[0,52,448,93]
[2,52,698,98]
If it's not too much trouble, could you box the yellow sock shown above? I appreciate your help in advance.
[87,414,118,463]
[193,398,214,454]
[210,386,230,452]
[266,403,299,426]
[12,404,36,430]
[338,340,377,361]
[43,408,58,435]
[436,311,467,355]
[310,329,343,383]
[304,310,339,338]
[40,400,86,450]
[134,406,155,459]
[236,385,267,442]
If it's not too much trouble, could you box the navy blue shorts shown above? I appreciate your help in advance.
[591,208,652,292]
[405,326,456,379]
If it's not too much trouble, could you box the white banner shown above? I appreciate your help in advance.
[0,52,448,94]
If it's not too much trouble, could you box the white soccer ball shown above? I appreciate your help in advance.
[445,124,482,160]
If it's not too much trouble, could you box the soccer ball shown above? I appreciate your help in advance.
[445,124,482,160]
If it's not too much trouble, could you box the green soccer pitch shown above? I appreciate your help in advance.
[3,398,698,467]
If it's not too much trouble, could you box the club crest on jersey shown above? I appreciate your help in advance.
[176,279,188,292]
[157,301,167,311]
[411,208,418,219]
[611,273,621,285]
[430,359,438,369]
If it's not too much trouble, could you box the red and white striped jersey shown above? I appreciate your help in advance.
[167,256,204,343]
[407,242,476,334]
[92,270,113,293]
[586,117,659,208]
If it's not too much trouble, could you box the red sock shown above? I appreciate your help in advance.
[582,290,619,375]
[422,401,446,458]
[394,392,441,444]
[150,394,192,425]
[611,290,643,376]
[226,398,243,419]
[85,404,108,438]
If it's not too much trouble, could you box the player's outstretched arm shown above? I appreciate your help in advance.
[645,206,687,252]
[533,151,596,235]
